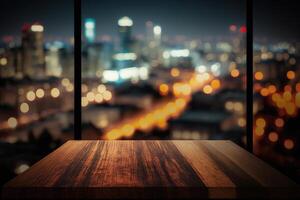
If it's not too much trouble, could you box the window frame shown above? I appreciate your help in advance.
[73,0,254,152]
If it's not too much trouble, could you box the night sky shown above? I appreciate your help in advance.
[0,0,299,42]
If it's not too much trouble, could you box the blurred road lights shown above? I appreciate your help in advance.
[50,88,60,98]
[7,117,18,129]
[36,88,45,98]
[159,84,169,96]
[20,103,29,113]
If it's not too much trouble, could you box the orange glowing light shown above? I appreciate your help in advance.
[271,93,281,102]
[175,98,186,109]
[286,71,295,80]
[283,91,292,102]
[296,83,300,92]
[159,84,169,95]
[285,102,296,115]
[254,71,264,81]
[171,68,180,77]
[255,127,264,136]
[256,118,266,127]
[260,88,269,97]
[284,85,292,92]
[230,69,240,78]
[296,93,300,107]
[275,118,284,128]
[284,139,294,150]
[211,79,221,89]
[268,132,279,143]
[203,85,213,94]
[268,85,277,94]
[122,124,135,137]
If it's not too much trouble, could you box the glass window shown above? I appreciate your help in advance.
[81,0,247,146]
[0,0,74,186]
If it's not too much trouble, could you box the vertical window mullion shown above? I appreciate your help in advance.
[246,0,253,152]
[74,0,82,140]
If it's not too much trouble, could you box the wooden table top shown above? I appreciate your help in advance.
[2,140,299,199]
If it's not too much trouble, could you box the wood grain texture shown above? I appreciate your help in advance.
[2,140,299,199]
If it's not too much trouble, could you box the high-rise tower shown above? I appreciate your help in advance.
[21,23,45,79]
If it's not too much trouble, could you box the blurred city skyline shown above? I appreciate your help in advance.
[1,0,299,42]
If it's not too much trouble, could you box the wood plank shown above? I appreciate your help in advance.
[206,140,296,187]
[2,140,299,199]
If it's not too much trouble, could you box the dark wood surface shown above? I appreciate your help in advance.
[2,140,299,199]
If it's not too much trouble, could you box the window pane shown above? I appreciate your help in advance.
[254,0,300,183]
[81,0,247,143]
[0,0,74,185]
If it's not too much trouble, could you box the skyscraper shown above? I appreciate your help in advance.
[21,23,45,79]
[84,18,96,43]
[118,16,133,52]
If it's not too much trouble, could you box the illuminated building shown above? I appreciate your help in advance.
[83,42,113,78]
[118,16,133,52]
[21,23,45,79]
[84,18,96,43]
[45,41,65,77]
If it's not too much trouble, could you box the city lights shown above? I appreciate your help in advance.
[50,88,60,98]
[168,49,190,57]
[269,132,279,143]
[230,69,240,78]
[103,70,119,82]
[118,16,133,27]
[255,71,264,80]
[7,117,18,129]
[284,139,295,150]
[97,84,106,93]
[81,97,89,107]
[20,103,29,113]
[36,88,45,98]
[0,57,8,66]
[153,25,161,35]
[287,70,295,80]
[30,24,44,32]
[113,53,137,61]
[170,68,180,77]
[159,84,169,96]
[26,91,36,102]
